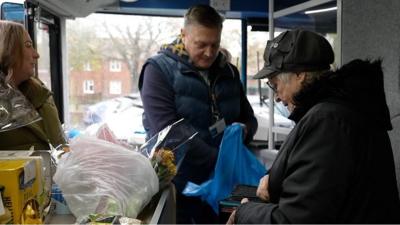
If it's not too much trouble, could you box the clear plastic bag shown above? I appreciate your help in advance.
[0,75,41,132]
[139,118,197,165]
[53,135,159,221]
[139,118,198,189]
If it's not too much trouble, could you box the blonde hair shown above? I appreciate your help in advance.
[0,20,25,83]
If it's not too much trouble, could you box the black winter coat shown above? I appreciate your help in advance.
[235,59,400,223]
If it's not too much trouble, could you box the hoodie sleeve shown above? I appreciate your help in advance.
[140,63,180,134]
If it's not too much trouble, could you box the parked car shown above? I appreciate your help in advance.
[83,94,142,126]
[83,94,146,146]
[247,95,294,142]
[82,94,293,147]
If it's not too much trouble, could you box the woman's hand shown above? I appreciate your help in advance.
[257,175,270,202]
[226,209,236,225]
[226,198,249,225]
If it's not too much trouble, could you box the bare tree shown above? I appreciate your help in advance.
[102,17,181,92]
[67,21,104,105]
[221,27,241,68]
[68,22,103,72]
[247,34,268,76]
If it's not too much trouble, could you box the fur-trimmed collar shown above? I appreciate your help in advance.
[289,59,392,130]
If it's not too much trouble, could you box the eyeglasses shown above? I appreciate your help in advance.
[266,80,277,92]
[266,75,278,92]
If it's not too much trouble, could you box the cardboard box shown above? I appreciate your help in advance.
[0,157,43,224]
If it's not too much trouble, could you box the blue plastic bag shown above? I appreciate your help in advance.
[182,124,267,213]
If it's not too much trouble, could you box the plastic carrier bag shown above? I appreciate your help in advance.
[183,124,267,213]
[0,74,41,132]
[53,135,159,221]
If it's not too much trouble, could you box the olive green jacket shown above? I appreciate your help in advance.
[0,78,66,150]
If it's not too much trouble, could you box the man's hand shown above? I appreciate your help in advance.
[226,209,236,225]
[226,198,249,225]
[257,175,270,202]
[233,122,248,139]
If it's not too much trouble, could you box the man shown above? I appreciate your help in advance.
[229,29,400,223]
[138,5,258,224]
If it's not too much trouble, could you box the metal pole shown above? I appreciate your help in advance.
[268,0,275,150]
[241,19,248,91]
[257,51,263,106]
[336,0,342,67]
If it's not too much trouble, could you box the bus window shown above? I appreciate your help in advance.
[35,21,51,89]
[65,14,242,147]
[66,14,182,146]
[0,2,24,23]
[27,4,65,122]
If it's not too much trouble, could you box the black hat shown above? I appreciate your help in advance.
[254,29,334,79]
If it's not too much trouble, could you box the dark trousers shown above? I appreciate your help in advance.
[176,192,218,224]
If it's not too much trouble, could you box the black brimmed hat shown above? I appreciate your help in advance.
[254,29,334,79]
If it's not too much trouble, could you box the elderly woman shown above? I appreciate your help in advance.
[0,20,66,150]
[228,29,400,224]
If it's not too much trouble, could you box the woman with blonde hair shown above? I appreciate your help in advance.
[0,20,66,150]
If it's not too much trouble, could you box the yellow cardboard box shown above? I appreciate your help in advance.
[0,157,43,224]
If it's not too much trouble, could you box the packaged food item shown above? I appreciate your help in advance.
[51,184,70,215]
[0,185,12,224]
[78,214,141,225]
[0,157,44,224]
[20,199,42,224]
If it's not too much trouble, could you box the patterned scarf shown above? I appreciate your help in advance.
[160,35,191,62]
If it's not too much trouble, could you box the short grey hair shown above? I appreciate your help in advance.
[277,70,330,86]
[184,4,224,29]
[276,72,293,84]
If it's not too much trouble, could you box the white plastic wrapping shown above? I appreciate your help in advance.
[53,135,159,221]
[0,75,41,132]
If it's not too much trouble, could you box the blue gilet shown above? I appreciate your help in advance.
[143,52,243,147]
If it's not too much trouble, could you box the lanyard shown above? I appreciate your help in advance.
[199,70,221,123]
[210,92,221,122]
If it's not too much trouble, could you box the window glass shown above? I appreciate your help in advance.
[109,80,122,95]
[65,10,337,147]
[83,80,94,94]
[66,14,242,147]
[109,60,122,72]
[83,62,92,71]
[66,14,182,145]
[35,22,51,89]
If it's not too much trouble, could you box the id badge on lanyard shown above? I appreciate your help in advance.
[208,92,225,138]
[209,118,226,138]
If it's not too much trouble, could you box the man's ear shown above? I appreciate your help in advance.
[180,28,186,41]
